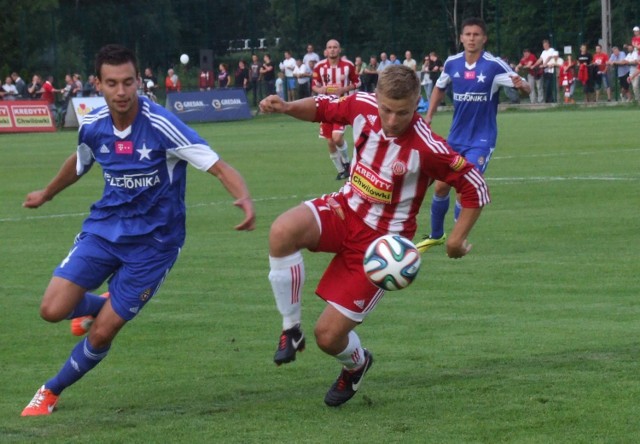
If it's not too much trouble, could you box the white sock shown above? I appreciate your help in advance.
[329,151,344,172]
[337,142,349,164]
[269,252,304,330]
[335,331,365,370]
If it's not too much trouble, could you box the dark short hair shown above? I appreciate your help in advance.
[95,44,138,80]
[461,17,487,35]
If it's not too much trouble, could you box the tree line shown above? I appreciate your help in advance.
[1,0,638,83]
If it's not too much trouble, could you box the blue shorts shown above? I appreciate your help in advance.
[53,233,180,321]
[286,77,296,90]
[452,144,495,174]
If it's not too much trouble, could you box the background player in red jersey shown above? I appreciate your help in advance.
[312,39,360,180]
[260,65,489,407]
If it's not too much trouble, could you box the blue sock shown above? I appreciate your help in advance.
[65,292,108,319]
[430,194,450,238]
[453,200,462,222]
[45,338,110,395]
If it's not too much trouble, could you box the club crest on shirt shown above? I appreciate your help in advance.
[351,163,393,204]
[391,160,407,176]
[115,141,133,155]
[449,155,466,171]
[477,156,485,166]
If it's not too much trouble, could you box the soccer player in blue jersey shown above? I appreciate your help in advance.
[20,44,255,416]
[416,17,530,253]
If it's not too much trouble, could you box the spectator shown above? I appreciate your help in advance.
[27,74,42,100]
[83,75,97,97]
[577,44,595,102]
[2,76,19,100]
[425,51,444,101]
[293,58,312,98]
[607,46,630,101]
[362,56,379,92]
[249,54,262,106]
[141,67,159,98]
[516,48,543,104]
[279,50,297,101]
[377,52,391,71]
[260,54,276,96]
[420,55,433,98]
[403,50,417,71]
[592,44,611,101]
[389,53,401,65]
[165,68,181,93]
[625,45,640,101]
[353,56,367,91]
[11,72,27,99]
[559,54,577,103]
[199,68,214,91]
[60,74,74,103]
[234,60,249,93]
[217,63,229,88]
[534,39,557,103]
[632,26,640,50]
[275,71,285,100]
[72,74,83,97]
[38,75,59,111]
[303,44,320,69]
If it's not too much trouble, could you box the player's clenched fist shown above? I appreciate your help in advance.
[259,95,287,114]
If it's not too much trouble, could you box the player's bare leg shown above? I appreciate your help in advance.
[315,305,374,407]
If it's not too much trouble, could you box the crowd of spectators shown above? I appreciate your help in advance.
[4,27,639,109]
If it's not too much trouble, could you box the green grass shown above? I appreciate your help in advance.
[1,106,638,443]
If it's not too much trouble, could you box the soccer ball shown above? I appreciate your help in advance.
[363,234,421,291]
[180,54,189,65]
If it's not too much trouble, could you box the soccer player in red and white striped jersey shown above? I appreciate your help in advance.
[260,65,489,407]
[312,39,360,180]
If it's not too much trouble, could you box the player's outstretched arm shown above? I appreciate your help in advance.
[424,87,445,125]
[259,96,317,122]
[23,153,82,209]
[207,160,255,231]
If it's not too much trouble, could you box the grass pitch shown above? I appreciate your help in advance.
[1,105,638,443]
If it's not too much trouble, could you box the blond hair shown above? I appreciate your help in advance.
[376,65,420,101]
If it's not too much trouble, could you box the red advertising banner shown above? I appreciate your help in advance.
[0,101,56,133]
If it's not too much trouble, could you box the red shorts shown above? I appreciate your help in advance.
[305,193,385,322]
[319,122,346,139]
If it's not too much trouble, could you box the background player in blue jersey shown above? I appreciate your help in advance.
[20,44,255,416]
[416,17,530,253]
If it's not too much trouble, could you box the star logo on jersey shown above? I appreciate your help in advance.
[137,143,152,161]
[367,114,378,126]
[477,72,486,83]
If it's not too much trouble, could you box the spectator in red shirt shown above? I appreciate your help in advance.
[165,68,181,93]
[592,44,611,101]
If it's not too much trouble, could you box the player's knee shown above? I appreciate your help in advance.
[87,327,115,349]
[38,302,66,322]
[313,324,341,355]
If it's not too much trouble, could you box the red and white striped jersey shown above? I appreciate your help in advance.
[314,92,490,237]
[312,58,360,95]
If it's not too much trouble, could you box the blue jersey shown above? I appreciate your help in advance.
[76,96,219,249]
[436,51,518,151]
